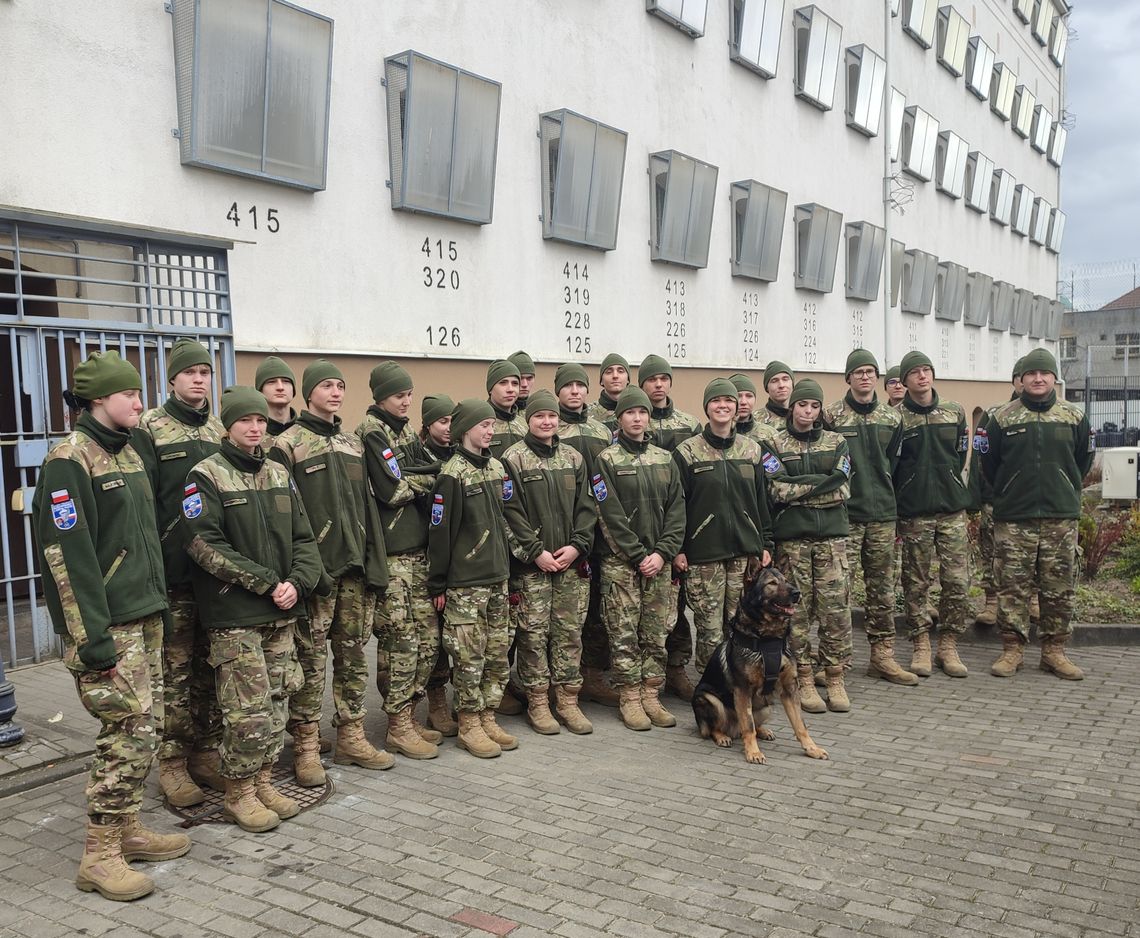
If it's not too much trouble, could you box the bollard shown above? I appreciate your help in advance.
[0,654,26,747]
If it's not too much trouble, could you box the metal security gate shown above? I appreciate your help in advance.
[1,212,235,666]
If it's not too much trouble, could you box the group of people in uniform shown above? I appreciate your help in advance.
[31,338,1093,902]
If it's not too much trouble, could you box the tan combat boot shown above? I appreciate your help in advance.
[824,666,850,712]
[292,722,326,787]
[813,668,827,688]
[554,684,593,735]
[426,686,459,737]
[935,633,969,678]
[910,632,933,677]
[158,757,205,807]
[76,817,154,901]
[617,684,652,731]
[975,592,998,627]
[640,676,677,727]
[223,777,280,832]
[456,711,501,758]
[665,665,695,702]
[334,720,396,770]
[411,711,443,745]
[1029,594,1041,623]
[867,640,919,686]
[254,765,299,819]
[1039,636,1084,680]
[990,632,1025,677]
[186,748,226,793]
[480,710,519,750]
[119,814,191,862]
[385,706,439,760]
[797,665,827,714]
[496,679,525,716]
[525,685,561,735]
[579,667,621,707]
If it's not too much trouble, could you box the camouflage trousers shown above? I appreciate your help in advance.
[158,585,220,760]
[426,633,452,690]
[685,557,749,671]
[516,568,589,687]
[978,503,996,594]
[441,582,510,713]
[288,574,375,732]
[208,621,302,779]
[847,521,898,644]
[995,519,1078,642]
[65,614,164,818]
[664,580,690,667]
[898,511,971,636]
[777,538,853,668]
[600,556,671,686]
[581,562,613,670]
[375,551,440,715]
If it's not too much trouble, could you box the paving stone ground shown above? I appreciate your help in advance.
[2,642,1138,938]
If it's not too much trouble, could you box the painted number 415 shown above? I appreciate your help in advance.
[227,203,279,232]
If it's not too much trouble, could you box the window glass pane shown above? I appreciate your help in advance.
[405,57,456,214]
[551,113,596,242]
[585,124,627,250]
[657,155,695,260]
[264,2,331,187]
[685,162,718,267]
[733,0,784,76]
[450,72,499,220]
[196,0,267,174]
[734,182,786,280]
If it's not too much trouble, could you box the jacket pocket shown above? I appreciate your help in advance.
[464,529,490,560]
[102,549,128,584]
[999,469,1022,496]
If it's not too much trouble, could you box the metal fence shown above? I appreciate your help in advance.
[1062,343,1140,446]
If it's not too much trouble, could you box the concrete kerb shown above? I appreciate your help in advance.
[850,610,1140,646]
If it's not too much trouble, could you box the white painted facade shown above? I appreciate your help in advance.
[0,0,1067,381]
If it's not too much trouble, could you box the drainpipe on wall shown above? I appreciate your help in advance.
[882,0,893,370]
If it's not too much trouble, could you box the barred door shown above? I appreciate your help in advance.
[1,213,235,666]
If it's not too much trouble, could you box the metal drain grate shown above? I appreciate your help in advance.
[166,760,334,827]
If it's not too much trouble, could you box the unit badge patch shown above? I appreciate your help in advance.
[51,489,77,530]
[839,454,851,476]
[502,478,514,501]
[762,452,782,475]
[431,494,445,526]
[591,473,608,502]
[381,447,401,479]
[973,427,989,453]
[182,482,203,519]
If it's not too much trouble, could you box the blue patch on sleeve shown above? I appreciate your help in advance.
[591,473,608,502]
[839,454,851,476]
[973,427,989,453]
[51,497,78,530]
[382,447,401,479]
[958,433,969,452]
[762,452,781,475]
[502,478,514,501]
[181,493,203,519]
[431,494,444,525]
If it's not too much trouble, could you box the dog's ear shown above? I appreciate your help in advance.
[743,555,764,590]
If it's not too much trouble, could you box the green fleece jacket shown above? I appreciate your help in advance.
[33,413,167,671]
[270,411,388,590]
[133,396,224,588]
[823,392,901,524]
[980,390,1093,522]
[647,399,701,452]
[594,434,686,565]
[184,440,323,629]
[672,426,774,562]
[488,403,527,460]
[890,391,971,518]
[765,422,851,541]
[557,406,613,476]
[587,392,621,431]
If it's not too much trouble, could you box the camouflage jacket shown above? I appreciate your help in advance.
[765,423,851,541]
[356,406,441,556]
[557,406,613,476]
[979,390,1093,522]
[424,437,453,462]
[270,411,388,590]
[734,417,778,448]
[184,440,324,629]
[263,408,297,451]
[488,402,527,460]
[890,391,970,518]
[133,396,223,588]
[647,398,701,452]
[672,427,773,563]
[427,447,515,594]
[502,434,595,570]
[757,400,789,428]
[594,434,686,565]
[32,412,167,670]
[967,393,1018,510]
[587,391,620,432]
[823,392,901,524]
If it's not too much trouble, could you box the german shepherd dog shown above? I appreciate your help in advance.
[692,566,828,764]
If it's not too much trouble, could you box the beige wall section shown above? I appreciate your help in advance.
[236,352,1009,432]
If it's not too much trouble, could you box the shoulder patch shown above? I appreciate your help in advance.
[502,477,514,501]
[839,454,851,476]
[1089,429,1096,453]
[591,473,608,502]
[181,481,203,519]
[431,494,445,525]
[958,433,969,452]
[381,447,402,479]
[973,427,989,453]
[762,452,782,475]
[50,490,78,530]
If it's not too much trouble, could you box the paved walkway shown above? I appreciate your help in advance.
[2,642,1139,938]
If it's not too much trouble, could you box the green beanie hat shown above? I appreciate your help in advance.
[509,350,536,376]
[72,351,142,400]
[884,365,901,386]
[600,352,630,377]
[728,373,757,395]
[899,350,935,382]
[614,386,652,417]
[524,389,559,421]
[703,378,739,411]
[255,355,294,392]
[451,398,496,442]
[166,338,213,379]
[555,362,590,393]
[788,378,824,407]
[763,360,794,390]
[369,361,413,403]
[421,393,454,427]
[219,385,269,429]
[638,354,672,385]
[486,359,521,391]
[302,359,344,402]
[1012,356,1027,379]
[1020,347,1058,378]
[845,348,880,379]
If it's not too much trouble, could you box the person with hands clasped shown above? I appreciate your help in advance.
[33,351,190,903]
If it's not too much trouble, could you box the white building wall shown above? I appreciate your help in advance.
[0,0,1065,381]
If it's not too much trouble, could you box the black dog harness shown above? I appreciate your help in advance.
[729,628,787,696]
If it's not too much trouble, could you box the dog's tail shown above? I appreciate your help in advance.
[694,691,728,739]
